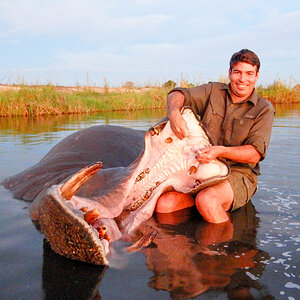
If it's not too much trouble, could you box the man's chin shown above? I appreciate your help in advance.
[232,87,252,98]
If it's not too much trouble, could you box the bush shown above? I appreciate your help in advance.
[122,81,135,89]
[162,80,176,89]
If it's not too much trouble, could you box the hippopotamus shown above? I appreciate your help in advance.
[1,107,230,265]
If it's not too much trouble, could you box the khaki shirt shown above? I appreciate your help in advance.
[170,82,275,175]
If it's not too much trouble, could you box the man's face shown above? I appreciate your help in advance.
[228,61,259,100]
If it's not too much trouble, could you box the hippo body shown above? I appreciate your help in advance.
[2,125,145,201]
[1,107,230,265]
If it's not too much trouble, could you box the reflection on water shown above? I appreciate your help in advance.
[0,109,166,137]
[136,203,272,299]
[273,103,300,117]
[0,109,166,151]
[42,240,106,300]
[0,104,299,299]
[40,203,271,300]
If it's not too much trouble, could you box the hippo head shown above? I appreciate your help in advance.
[3,107,230,265]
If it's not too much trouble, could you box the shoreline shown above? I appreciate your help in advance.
[0,83,154,94]
[0,83,299,117]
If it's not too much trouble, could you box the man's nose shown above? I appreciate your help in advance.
[239,72,246,82]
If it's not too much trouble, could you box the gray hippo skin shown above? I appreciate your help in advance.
[1,107,230,265]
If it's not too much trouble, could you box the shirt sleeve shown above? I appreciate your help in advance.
[168,83,214,116]
[244,101,275,161]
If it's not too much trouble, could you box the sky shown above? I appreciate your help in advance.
[0,0,299,87]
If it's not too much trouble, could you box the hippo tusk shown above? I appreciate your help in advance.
[60,161,103,200]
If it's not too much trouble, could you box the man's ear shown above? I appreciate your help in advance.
[228,68,232,80]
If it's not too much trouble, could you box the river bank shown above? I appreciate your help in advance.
[0,81,299,117]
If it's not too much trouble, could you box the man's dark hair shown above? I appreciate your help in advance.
[230,49,260,72]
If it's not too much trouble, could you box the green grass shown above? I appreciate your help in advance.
[0,86,167,117]
[0,81,298,117]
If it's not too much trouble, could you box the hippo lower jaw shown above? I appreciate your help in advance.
[39,107,230,265]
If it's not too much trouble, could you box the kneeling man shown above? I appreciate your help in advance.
[156,49,274,223]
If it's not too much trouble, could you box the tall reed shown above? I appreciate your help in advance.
[256,81,299,103]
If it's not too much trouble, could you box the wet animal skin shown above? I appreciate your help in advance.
[38,107,230,265]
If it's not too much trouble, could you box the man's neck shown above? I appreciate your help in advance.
[230,93,248,103]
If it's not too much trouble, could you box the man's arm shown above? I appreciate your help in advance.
[196,145,261,164]
[167,91,261,164]
[167,91,189,139]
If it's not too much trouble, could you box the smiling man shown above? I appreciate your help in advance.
[155,49,275,223]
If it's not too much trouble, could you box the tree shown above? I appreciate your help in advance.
[123,81,135,89]
[162,80,176,89]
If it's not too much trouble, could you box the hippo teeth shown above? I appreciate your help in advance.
[82,209,111,241]
[189,165,197,175]
[60,161,103,200]
[95,225,110,241]
[83,209,100,224]
[96,225,107,237]
[164,137,173,144]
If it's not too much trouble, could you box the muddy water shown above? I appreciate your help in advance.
[0,105,299,299]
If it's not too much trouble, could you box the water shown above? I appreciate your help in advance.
[0,105,299,300]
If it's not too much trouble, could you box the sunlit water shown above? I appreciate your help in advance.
[0,105,299,299]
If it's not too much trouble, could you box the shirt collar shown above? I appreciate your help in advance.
[222,83,258,105]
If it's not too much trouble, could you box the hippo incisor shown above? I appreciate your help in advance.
[1,107,230,265]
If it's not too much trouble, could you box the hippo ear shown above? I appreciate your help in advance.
[60,162,103,200]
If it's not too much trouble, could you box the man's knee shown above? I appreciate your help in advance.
[155,191,194,213]
[195,189,216,214]
[155,192,175,213]
[195,182,234,215]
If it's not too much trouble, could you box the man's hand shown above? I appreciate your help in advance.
[196,146,225,163]
[169,111,190,140]
[167,91,189,140]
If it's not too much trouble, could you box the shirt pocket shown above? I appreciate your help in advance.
[230,115,255,145]
[202,103,224,144]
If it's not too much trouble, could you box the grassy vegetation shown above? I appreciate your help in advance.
[0,80,298,117]
[0,85,167,117]
[256,81,299,104]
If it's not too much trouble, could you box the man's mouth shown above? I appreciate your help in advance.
[236,83,248,89]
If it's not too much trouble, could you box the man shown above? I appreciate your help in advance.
[155,49,274,224]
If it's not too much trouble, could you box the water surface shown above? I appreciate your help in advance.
[0,105,299,299]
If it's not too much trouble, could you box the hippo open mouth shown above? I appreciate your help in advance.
[34,107,229,265]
